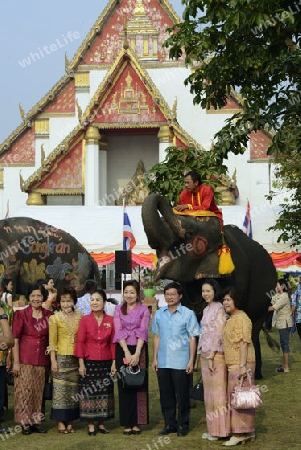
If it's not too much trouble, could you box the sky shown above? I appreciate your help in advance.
[0,0,185,144]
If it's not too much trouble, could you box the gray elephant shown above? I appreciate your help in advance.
[142,194,277,378]
[0,217,101,297]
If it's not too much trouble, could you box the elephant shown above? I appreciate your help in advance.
[0,217,101,298]
[142,193,278,378]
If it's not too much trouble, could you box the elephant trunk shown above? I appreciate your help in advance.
[142,193,178,250]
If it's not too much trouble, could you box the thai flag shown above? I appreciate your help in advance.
[243,200,252,238]
[4,200,9,219]
[123,206,136,250]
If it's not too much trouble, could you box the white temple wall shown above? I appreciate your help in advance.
[3,167,32,214]
[89,70,107,99]
[49,116,79,149]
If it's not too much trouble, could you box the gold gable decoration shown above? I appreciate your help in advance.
[116,160,149,206]
[35,119,49,137]
[75,72,90,92]
[120,0,159,60]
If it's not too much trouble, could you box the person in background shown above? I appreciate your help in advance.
[291,276,301,339]
[76,279,98,316]
[0,305,14,434]
[0,307,14,349]
[269,279,292,372]
[113,280,150,436]
[1,279,13,308]
[283,273,292,300]
[222,288,256,447]
[48,287,82,434]
[12,284,53,435]
[151,282,199,438]
[42,278,57,311]
[199,279,229,442]
[74,289,116,436]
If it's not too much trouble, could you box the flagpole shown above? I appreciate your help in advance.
[121,199,125,294]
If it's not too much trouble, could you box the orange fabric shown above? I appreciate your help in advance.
[270,251,301,268]
[90,252,156,268]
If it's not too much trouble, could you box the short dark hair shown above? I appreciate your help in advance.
[91,289,107,302]
[185,170,202,185]
[278,278,288,291]
[201,278,220,302]
[222,287,245,310]
[1,278,12,292]
[164,281,183,295]
[84,279,98,293]
[27,283,45,300]
[57,287,78,306]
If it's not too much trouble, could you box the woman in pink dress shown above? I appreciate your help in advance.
[199,279,229,442]
[113,280,150,436]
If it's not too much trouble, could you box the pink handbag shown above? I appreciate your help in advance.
[231,370,263,410]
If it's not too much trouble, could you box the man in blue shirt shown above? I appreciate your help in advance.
[151,282,199,437]
[75,279,98,315]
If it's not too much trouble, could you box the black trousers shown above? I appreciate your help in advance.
[157,368,190,431]
[296,323,301,339]
[0,366,6,422]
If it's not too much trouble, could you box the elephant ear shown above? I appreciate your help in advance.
[195,251,221,279]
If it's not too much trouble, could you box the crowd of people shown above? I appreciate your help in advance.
[0,274,298,445]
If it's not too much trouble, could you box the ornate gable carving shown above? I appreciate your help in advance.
[44,80,76,115]
[31,138,84,192]
[250,130,271,160]
[81,0,181,66]
[0,128,35,166]
[92,62,166,124]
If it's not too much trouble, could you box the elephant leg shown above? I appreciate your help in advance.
[195,251,220,279]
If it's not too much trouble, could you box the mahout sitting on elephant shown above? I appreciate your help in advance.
[142,193,278,378]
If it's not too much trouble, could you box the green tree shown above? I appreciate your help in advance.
[143,145,227,204]
[165,0,301,244]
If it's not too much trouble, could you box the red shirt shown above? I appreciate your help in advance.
[179,184,223,222]
[74,312,116,361]
[12,306,53,366]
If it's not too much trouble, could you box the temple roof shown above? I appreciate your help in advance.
[0,0,272,183]
[21,45,199,193]
[0,0,182,157]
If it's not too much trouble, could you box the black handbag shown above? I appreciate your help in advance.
[43,375,53,400]
[122,365,146,389]
[6,370,14,386]
[191,377,204,401]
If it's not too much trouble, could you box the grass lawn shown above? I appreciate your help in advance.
[1,329,300,450]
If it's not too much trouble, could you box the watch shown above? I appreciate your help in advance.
[0,314,8,320]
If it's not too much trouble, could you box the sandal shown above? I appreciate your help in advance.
[66,421,76,433]
[57,422,68,434]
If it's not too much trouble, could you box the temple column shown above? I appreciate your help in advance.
[84,125,101,206]
[99,136,108,205]
[157,124,174,162]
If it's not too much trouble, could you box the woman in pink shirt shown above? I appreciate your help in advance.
[199,279,229,442]
[113,280,150,436]
[74,289,116,436]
